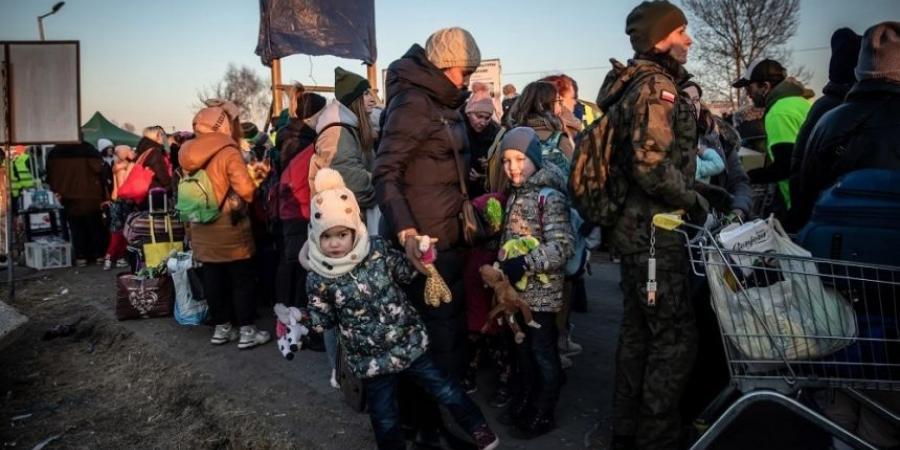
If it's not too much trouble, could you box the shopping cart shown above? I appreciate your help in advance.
[650,213,900,449]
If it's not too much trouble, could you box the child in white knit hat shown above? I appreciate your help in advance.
[300,168,499,450]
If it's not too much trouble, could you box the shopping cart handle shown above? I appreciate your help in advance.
[652,211,686,231]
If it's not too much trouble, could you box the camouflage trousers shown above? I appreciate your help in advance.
[613,248,698,450]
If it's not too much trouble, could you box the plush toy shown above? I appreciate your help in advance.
[472,192,507,235]
[418,235,452,307]
[499,236,549,290]
[274,303,309,360]
[479,264,540,344]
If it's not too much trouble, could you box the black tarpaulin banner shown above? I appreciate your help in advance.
[255,0,376,66]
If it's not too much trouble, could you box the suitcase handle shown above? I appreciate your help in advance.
[148,188,168,214]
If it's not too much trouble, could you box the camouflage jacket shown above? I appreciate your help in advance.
[500,163,574,312]
[599,58,705,256]
[306,237,428,379]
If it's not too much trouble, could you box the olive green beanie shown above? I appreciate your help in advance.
[334,67,370,107]
[626,1,688,54]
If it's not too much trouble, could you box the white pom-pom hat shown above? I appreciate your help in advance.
[307,168,370,278]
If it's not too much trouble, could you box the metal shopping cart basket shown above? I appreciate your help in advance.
[651,212,900,449]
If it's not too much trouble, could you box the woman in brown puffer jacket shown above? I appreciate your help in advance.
[179,100,269,350]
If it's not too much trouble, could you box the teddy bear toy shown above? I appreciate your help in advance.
[274,303,309,360]
[479,264,541,344]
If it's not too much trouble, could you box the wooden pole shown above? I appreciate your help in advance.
[366,62,378,96]
[271,58,283,120]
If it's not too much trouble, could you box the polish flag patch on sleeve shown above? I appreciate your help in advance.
[660,90,676,104]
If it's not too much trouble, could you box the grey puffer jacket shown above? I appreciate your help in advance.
[500,163,574,313]
[311,100,375,209]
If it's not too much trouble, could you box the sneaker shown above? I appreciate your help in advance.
[238,325,271,349]
[75,259,88,267]
[330,369,340,389]
[488,387,512,408]
[472,424,499,450]
[560,354,573,370]
[102,257,112,271]
[95,257,106,265]
[558,334,583,356]
[210,324,239,345]
[115,258,129,268]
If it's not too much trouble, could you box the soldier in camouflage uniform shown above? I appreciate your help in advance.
[603,2,710,449]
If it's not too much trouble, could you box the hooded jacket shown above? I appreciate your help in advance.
[373,44,470,250]
[310,100,375,209]
[501,163,574,312]
[305,237,428,378]
[179,133,256,262]
[794,79,900,226]
[135,137,172,194]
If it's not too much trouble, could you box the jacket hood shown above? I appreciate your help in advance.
[315,99,359,133]
[385,44,467,109]
[765,77,815,110]
[517,161,568,193]
[597,58,673,111]
[178,133,238,172]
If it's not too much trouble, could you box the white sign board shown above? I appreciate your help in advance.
[0,41,81,145]
[468,58,501,97]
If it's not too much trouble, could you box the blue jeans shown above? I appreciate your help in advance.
[324,328,338,370]
[363,353,487,450]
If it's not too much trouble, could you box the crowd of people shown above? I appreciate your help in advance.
[13,1,899,448]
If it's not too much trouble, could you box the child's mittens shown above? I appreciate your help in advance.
[500,256,528,291]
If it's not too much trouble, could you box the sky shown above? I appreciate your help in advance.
[1,0,898,133]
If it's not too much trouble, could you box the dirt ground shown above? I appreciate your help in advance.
[0,260,621,450]
[0,266,369,450]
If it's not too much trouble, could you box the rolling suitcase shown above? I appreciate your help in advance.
[797,169,900,266]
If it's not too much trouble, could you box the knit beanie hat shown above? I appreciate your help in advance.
[193,105,234,136]
[500,127,542,169]
[334,67,370,107]
[855,22,900,83]
[241,122,260,140]
[97,138,113,152]
[299,92,327,119]
[626,1,688,54]
[307,168,370,278]
[425,27,482,69]
[829,28,862,85]
[465,97,495,115]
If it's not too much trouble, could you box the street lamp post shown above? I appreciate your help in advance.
[37,2,66,41]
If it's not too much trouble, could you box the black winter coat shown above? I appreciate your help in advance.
[794,79,900,225]
[276,118,317,172]
[373,44,470,250]
[464,119,500,199]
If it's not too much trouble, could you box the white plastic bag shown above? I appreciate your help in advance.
[707,218,857,361]
[167,251,208,326]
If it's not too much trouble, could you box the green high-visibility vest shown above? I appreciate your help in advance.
[10,154,35,197]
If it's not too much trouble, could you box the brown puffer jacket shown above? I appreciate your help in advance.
[179,133,256,262]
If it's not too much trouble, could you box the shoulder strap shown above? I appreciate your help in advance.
[833,96,891,171]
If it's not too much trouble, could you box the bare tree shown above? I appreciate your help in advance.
[681,0,803,108]
[197,64,270,126]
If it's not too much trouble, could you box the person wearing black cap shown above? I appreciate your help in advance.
[795,21,900,227]
[733,58,813,219]
[309,67,377,210]
[594,2,712,449]
[786,28,861,230]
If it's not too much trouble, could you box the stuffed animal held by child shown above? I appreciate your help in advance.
[274,303,309,360]
[479,264,540,344]
[499,236,549,290]
[418,235,452,307]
